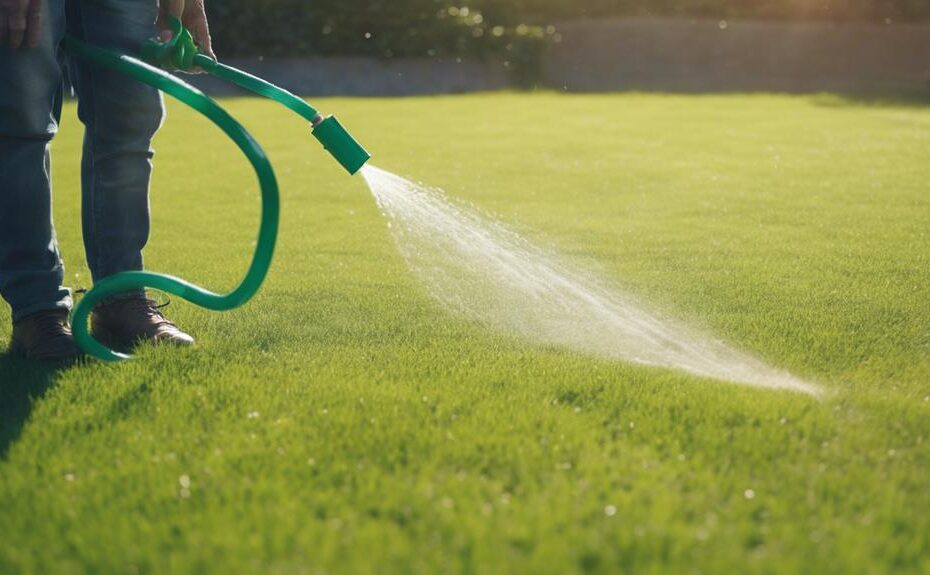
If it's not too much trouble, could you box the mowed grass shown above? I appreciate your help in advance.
[1,93,929,574]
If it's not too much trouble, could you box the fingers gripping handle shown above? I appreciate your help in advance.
[142,16,212,71]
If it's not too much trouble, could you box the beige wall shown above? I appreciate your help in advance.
[177,19,930,97]
[543,18,930,96]
[184,57,510,97]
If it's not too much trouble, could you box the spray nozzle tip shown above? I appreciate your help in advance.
[312,115,371,175]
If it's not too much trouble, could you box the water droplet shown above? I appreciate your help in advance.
[744,489,755,500]
[179,474,191,488]
[247,411,260,419]
[604,505,617,517]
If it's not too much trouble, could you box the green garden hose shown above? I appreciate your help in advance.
[64,18,370,362]
[141,17,371,175]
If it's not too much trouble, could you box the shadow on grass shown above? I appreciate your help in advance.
[0,353,70,460]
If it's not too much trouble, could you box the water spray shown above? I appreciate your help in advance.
[362,167,819,394]
[64,17,370,361]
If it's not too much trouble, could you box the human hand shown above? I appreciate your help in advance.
[157,0,214,60]
[0,0,41,49]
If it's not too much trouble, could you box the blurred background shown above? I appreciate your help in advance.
[196,0,930,97]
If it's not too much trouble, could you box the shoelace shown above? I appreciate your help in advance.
[133,298,176,327]
[93,297,177,328]
[78,289,178,328]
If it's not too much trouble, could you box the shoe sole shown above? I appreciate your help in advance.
[92,324,194,351]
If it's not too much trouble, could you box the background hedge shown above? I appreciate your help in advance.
[206,0,930,66]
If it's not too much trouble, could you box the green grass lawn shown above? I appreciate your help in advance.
[1,93,929,574]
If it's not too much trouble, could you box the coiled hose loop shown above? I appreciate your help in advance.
[64,35,280,362]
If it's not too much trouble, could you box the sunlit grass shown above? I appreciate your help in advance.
[1,93,928,574]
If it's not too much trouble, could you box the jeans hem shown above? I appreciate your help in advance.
[12,296,73,323]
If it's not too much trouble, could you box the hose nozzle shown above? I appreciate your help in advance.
[312,115,371,175]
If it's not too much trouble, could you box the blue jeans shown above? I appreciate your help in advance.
[0,0,162,322]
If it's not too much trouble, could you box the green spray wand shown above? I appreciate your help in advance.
[64,17,371,362]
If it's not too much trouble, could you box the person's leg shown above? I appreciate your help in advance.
[66,0,162,288]
[68,0,193,349]
[0,0,71,322]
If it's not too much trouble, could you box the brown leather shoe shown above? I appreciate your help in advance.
[10,309,82,362]
[91,296,194,351]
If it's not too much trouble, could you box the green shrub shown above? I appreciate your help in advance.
[206,1,559,87]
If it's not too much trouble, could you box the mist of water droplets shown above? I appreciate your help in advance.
[361,165,818,395]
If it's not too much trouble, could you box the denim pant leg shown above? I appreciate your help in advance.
[66,0,163,291]
[0,0,72,322]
